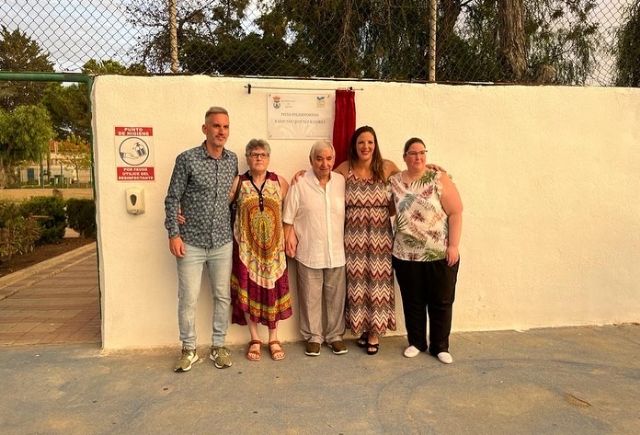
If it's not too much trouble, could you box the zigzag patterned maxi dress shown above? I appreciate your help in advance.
[344,170,396,336]
[231,171,292,329]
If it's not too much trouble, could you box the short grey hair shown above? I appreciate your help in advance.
[204,106,228,120]
[309,140,335,160]
[245,138,271,156]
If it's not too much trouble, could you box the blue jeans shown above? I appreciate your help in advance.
[177,242,232,349]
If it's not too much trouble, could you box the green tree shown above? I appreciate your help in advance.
[125,0,250,72]
[437,0,599,84]
[262,1,434,79]
[0,26,54,110]
[81,59,147,75]
[41,59,146,142]
[0,109,10,187]
[56,134,91,183]
[41,83,90,141]
[525,0,599,84]
[0,105,54,187]
[127,0,601,84]
[614,1,640,87]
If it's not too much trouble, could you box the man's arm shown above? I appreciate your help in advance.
[283,223,297,258]
[282,180,299,258]
[164,154,188,257]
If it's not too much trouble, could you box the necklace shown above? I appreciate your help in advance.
[248,171,268,212]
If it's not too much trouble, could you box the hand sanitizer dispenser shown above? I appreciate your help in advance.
[125,187,145,215]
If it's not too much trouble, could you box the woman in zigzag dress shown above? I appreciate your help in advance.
[337,126,399,355]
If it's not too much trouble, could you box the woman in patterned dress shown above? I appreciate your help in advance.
[229,139,292,361]
[335,126,400,355]
[390,137,462,364]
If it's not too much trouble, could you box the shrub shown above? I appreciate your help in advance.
[0,217,41,258]
[0,200,41,258]
[20,196,66,244]
[0,200,21,227]
[66,198,96,238]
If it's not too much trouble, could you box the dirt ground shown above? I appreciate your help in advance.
[0,188,93,201]
[0,237,95,278]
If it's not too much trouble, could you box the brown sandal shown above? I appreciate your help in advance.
[246,340,262,361]
[268,340,285,361]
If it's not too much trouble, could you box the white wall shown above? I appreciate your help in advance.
[92,76,640,349]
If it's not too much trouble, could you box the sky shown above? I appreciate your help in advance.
[0,0,145,72]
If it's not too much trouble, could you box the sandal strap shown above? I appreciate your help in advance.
[366,342,380,355]
[246,340,262,361]
[268,340,285,360]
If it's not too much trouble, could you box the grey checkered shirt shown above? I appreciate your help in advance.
[164,143,238,249]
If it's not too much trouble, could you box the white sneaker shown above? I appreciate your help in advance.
[403,345,420,358]
[437,352,453,364]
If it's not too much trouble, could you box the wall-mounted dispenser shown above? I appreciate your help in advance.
[125,187,145,215]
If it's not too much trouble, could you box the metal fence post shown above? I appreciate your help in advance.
[169,0,179,73]
[428,0,437,82]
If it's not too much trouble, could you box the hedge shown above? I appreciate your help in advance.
[66,198,96,238]
[20,196,67,245]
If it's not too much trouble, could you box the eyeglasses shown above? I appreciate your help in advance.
[248,152,269,159]
[406,150,427,157]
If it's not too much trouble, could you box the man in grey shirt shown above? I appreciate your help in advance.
[164,106,238,372]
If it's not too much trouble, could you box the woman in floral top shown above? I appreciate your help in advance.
[390,137,463,364]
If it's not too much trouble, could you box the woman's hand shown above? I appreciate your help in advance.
[446,245,459,266]
[290,170,306,185]
[426,163,446,172]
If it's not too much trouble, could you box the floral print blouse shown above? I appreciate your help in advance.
[390,170,449,262]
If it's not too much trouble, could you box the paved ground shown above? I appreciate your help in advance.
[0,243,99,345]
[0,246,639,434]
[0,325,638,434]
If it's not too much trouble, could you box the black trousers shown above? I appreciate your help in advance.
[392,257,459,355]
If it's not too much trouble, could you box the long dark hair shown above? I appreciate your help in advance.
[348,126,385,182]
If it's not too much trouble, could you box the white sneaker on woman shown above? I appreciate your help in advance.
[437,352,453,364]
[403,345,420,358]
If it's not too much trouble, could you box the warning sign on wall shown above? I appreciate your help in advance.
[115,127,155,181]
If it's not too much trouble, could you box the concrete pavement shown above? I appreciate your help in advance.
[0,245,639,433]
[0,325,638,434]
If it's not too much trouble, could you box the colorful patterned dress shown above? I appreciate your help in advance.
[343,170,396,336]
[231,171,292,329]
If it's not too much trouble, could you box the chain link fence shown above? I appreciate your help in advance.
[1,0,639,86]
